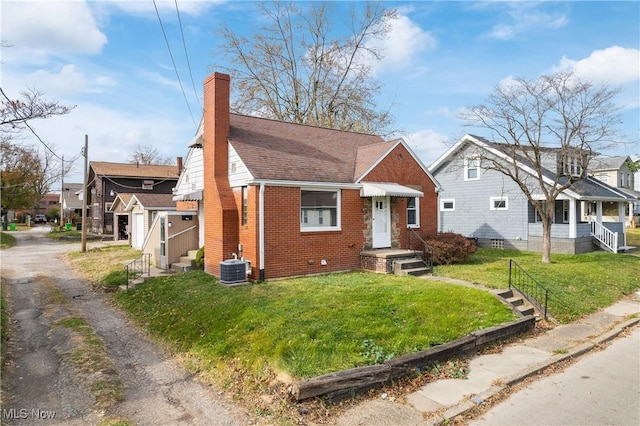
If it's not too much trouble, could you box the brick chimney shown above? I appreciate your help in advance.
[203,72,239,277]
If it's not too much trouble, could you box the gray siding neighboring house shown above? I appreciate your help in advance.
[429,134,635,254]
[590,155,640,227]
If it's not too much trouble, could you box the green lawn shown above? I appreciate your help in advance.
[435,248,640,322]
[113,271,516,379]
[0,232,17,249]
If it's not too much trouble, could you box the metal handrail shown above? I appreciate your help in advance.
[508,259,549,319]
[125,253,151,289]
[407,229,434,270]
[167,224,197,240]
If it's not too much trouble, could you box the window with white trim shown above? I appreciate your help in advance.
[440,199,455,211]
[464,157,480,181]
[300,189,340,231]
[490,196,508,210]
[407,197,419,228]
[241,186,248,226]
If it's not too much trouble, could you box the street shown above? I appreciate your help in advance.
[471,326,640,425]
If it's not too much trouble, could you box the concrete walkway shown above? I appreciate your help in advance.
[336,291,640,426]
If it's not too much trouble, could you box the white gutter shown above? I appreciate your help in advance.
[259,182,265,281]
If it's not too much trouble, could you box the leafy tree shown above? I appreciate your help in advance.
[212,1,396,135]
[460,71,622,263]
[128,144,173,165]
[1,143,42,216]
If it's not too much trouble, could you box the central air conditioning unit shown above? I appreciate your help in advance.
[220,259,247,284]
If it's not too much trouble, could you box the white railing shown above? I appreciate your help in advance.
[590,221,618,253]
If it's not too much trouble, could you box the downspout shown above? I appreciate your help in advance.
[259,182,265,281]
[436,187,443,233]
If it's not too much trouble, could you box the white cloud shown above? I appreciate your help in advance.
[367,13,437,75]
[555,46,640,85]
[379,14,437,70]
[1,1,107,64]
[483,3,568,40]
[404,129,451,167]
[26,65,117,97]
[110,0,221,17]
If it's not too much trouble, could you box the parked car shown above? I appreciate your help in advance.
[34,214,47,224]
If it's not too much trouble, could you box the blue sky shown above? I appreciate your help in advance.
[2,1,639,183]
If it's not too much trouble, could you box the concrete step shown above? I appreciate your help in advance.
[393,258,432,276]
[403,267,432,277]
[171,262,194,273]
[493,288,514,299]
[179,256,195,266]
[517,305,535,316]
[186,249,199,258]
[506,296,524,307]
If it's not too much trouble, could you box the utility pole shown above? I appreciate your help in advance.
[81,135,88,252]
[60,155,64,225]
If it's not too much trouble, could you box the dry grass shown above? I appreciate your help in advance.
[66,245,140,286]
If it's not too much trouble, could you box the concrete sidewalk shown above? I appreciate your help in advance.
[336,291,640,426]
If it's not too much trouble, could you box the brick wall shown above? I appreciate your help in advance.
[203,72,239,277]
[258,186,366,279]
[363,143,439,240]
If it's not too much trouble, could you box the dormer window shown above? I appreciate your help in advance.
[559,153,583,177]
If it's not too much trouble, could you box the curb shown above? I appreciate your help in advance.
[429,316,640,425]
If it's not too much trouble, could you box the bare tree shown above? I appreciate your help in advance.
[460,71,622,263]
[128,144,173,165]
[1,87,74,144]
[212,1,396,135]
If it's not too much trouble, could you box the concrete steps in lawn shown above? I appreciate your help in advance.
[494,288,538,318]
[393,257,432,277]
[170,249,199,273]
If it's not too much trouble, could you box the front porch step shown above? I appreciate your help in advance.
[393,258,432,277]
[170,250,199,273]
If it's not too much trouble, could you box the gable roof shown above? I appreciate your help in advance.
[90,161,179,179]
[109,193,135,212]
[228,114,387,183]
[429,134,633,202]
[590,156,632,171]
[61,183,84,209]
[126,193,176,210]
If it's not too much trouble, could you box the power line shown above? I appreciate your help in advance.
[174,0,202,114]
[0,87,80,164]
[152,0,198,131]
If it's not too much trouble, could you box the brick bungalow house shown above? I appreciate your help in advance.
[199,72,441,281]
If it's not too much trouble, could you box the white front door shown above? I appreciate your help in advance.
[372,196,391,248]
[132,213,144,249]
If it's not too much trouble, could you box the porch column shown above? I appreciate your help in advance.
[569,198,576,238]
[619,202,627,226]
[596,201,603,223]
